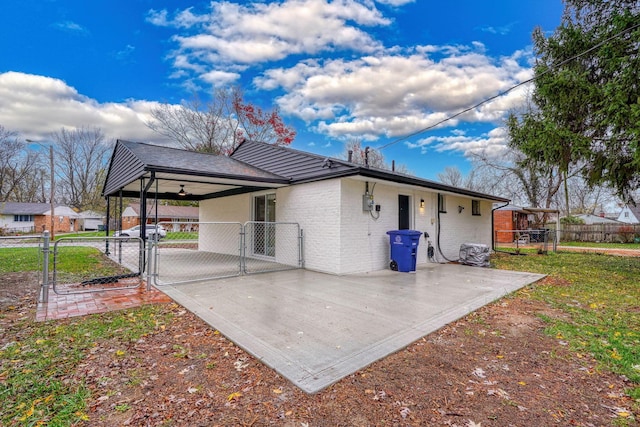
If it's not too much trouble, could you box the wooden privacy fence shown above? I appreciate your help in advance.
[561,224,640,243]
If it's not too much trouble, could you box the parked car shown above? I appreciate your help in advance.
[114,224,167,239]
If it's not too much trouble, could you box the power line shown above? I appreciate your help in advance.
[377,21,640,151]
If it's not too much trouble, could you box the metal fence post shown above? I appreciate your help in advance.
[146,236,155,291]
[40,231,50,303]
[240,225,246,273]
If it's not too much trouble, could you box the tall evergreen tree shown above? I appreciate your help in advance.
[508,0,640,201]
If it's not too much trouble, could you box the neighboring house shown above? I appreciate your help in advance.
[493,204,531,243]
[78,210,105,231]
[573,213,622,225]
[120,204,199,231]
[616,204,640,224]
[102,140,509,275]
[0,202,79,234]
[493,204,559,243]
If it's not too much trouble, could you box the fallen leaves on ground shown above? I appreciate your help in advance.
[1,274,638,426]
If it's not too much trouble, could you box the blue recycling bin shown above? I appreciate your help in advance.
[386,230,422,272]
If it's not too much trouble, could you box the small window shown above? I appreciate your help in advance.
[472,200,481,216]
[624,212,629,218]
[438,194,447,213]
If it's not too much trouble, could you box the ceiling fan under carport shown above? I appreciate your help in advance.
[177,184,192,197]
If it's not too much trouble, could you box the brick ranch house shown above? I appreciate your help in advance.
[120,204,199,231]
[0,202,79,234]
[103,140,510,275]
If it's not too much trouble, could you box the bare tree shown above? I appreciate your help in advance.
[147,87,295,154]
[470,148,566,210]
[51,127,113,211]
[437,166,467,188]
[341,139,410,173]
[0,126,43,202]
[553,174,618,216]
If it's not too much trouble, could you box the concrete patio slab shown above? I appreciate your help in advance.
[158,264,545,393]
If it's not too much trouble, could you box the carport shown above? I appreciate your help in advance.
[102,140,291,238]
[157,264,544,393]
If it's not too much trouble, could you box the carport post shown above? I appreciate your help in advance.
[40,231,50,303]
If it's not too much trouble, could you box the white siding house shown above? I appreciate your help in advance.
[617,205,640,224]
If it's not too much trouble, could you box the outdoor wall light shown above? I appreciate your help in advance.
[458,205,465,214]
[178,185,186,197]
[420,198,425,208]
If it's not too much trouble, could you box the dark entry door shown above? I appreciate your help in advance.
[398,195,410,230]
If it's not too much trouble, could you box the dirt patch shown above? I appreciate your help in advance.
[1,274,637,426]
[0,271,39,310]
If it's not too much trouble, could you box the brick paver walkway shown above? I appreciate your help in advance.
[36,283,173,322]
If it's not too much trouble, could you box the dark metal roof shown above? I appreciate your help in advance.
[102,139,508,203]
[231,140,509,202]
[102,140,290,198]
[230,139,358,181]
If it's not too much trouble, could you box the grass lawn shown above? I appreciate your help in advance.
[1,251,638,425]
[0,305,171,426]
[492,252,640,400]
[0,246,128,276]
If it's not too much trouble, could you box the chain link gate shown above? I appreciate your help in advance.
[242,221,303,274]
[50,236,144,296]
[152,222,243,286]
[152,221,304,286]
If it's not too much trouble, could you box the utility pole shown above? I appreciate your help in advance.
[49,145,55,240]
[27,139,55,239]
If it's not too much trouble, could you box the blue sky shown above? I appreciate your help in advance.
[0,0,563,180]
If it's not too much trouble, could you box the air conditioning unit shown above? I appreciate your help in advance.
[459,243,490,267]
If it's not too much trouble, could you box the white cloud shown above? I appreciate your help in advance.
[200,70,242,87]
[0,72,164,143]
[407,127,510,158]
[478,22,516,36]
[376,0,414,5]
[52,20,88,34]
[257,45,533,143]
[148,0,389,80]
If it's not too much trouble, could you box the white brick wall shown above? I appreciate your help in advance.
[198,179,494,274]
[199,195,249,255]
[435,194,493,261]
[277,180,342,274]
[338,179,440,274]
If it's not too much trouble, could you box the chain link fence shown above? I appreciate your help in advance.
[242,221,303,274]
[494,229,557,255]
[153,222,243,285]
[152,221,303,286]
[51,236,144,295]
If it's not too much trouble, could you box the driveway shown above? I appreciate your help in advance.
[158,264,544,393]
